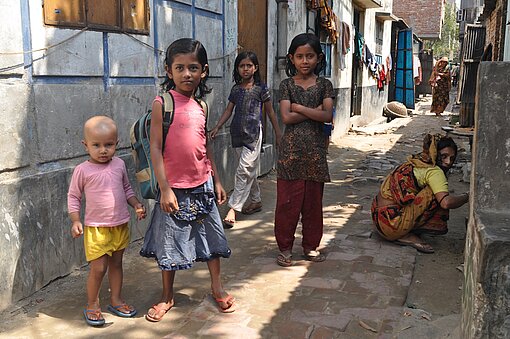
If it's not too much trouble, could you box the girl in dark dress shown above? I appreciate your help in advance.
[275,33,336,267]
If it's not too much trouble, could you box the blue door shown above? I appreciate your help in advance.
[395,29,414,109]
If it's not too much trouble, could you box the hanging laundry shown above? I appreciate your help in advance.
[369,62,378,79]
[364,44,375,69]
[306,0,324,10]
[354,30,364,68]
[378,65,386,91]
[306,0,340,44]
[385,55,392,84]
[336,19,346,70]
[342,22,351,55]
[320,7,339,44]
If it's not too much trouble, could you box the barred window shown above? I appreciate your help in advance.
[375,20,384,55]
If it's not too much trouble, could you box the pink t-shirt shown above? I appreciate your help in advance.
[67,157,135,227]
[155,90,211,188]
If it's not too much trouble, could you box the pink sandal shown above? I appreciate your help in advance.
[213,294,236,313]
[145,303,173,322]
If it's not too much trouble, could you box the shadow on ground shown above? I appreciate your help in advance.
[0,93,470,338]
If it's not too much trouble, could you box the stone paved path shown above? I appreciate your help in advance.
[0,94,468,338]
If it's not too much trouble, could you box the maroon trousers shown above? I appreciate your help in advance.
[274,179,324,253]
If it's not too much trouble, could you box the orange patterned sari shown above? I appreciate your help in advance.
[371,162,448,241]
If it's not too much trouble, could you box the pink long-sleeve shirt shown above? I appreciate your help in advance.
[67,156,135,227]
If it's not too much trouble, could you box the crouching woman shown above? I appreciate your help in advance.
[371,134,469,253]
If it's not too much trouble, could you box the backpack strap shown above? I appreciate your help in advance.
[160,92,174,152]
[195,98,209,131]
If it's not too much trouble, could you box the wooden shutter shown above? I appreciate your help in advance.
[122,0,150,34]
[87,0,121,30]
[43,0,86,27]
[43,0,149,34]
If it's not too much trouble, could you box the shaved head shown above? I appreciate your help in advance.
[83,116,118,140]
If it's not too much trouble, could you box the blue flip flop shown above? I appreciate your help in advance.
[83,308,105,326]
[107,304,137,318]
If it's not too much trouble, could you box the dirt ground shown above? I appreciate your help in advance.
[0,91,470,338]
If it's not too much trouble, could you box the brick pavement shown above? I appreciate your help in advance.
[0,94,465,338]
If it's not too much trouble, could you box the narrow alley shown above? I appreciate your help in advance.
[0,93,470,338]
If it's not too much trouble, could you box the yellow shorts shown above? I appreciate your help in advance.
[84,223,130,262]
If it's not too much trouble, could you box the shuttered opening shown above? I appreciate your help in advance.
[43,0,149,35]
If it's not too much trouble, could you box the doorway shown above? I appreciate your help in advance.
[394,28,415,109]
[238,0,268,82]
[238,0,269,141]
[351,8,362,116]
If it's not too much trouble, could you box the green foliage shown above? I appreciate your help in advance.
[424,3,460,61]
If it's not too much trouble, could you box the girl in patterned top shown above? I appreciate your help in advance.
[275,33,336,267]
[210,51,281,228]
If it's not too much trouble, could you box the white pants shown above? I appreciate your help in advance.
[228,127,262,211]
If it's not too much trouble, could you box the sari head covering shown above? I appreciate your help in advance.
[408,134,441,168]
[437,57,449,70]
[435,55,448,71]
[429,57,449,82]
[408,134,457,170]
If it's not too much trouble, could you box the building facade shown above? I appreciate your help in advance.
[0,0,396,310]
[480,0,508,61]
[0,0,246,311]
[263,0,394,136]
[392,0,446,40]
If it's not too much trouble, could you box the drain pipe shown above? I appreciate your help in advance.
[504,0,510,60]
[276,0,289,76]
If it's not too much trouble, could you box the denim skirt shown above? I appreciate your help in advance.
[140,176,231,270]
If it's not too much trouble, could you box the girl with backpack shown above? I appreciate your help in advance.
[140,38,235,322]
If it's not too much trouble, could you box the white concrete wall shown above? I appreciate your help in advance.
[0,0,238,311]
[0,1,24,75]
[356,0,393,126]
[333,0,355,137]
[287,0,309,36]
[266,0,309,83]
[0,0,29,175]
